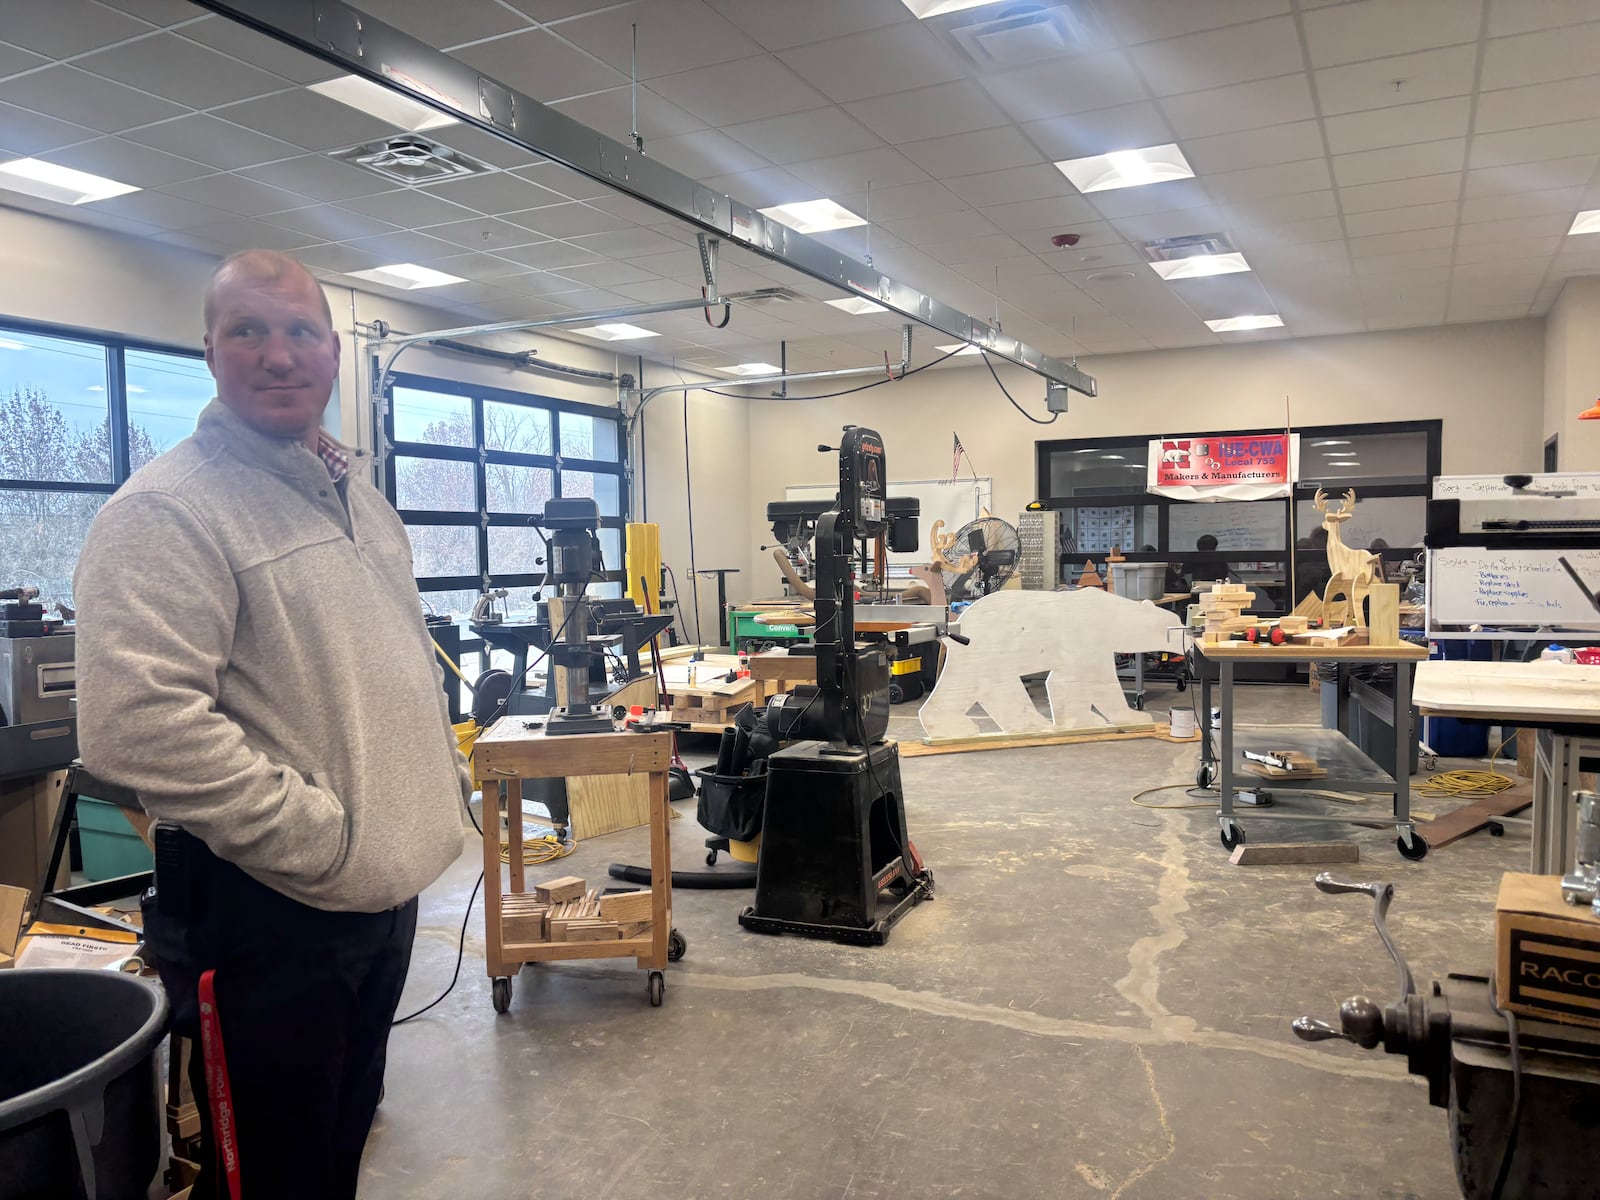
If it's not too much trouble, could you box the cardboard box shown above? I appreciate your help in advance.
[0,883,27,969]
[1497,872,1600,1028]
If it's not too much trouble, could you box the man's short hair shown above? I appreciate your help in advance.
[203,250,332,332]
[1196,534,1218,552]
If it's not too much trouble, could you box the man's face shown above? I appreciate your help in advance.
[204,269,339,445]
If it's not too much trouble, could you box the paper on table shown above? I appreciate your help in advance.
[15,925,140,971]
[1296,626,1355,640]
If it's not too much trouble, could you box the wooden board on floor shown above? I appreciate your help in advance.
[566,773,650,840]
[902,724,1199,758]
[1230,841,1359,866]
[1420,786,1533,849]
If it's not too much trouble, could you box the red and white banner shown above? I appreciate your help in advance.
[1146,434,1299,502]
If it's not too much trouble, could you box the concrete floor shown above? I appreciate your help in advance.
[366,684,1524,1199]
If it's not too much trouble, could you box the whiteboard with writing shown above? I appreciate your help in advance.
[1433,473,1600,500]
[1430,549,1600,629]
[1169,500,1286,553]
[785,477,992,571]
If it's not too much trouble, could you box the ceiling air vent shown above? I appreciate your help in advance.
[941,3,1103,68]
[727,286,808,306]
[331,134,493,186]
[1142,233,1239,264]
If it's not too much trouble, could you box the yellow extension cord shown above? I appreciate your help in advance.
[1414,736,1517,801]
[452,718,577,867]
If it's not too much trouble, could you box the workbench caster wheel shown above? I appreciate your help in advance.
[1175,675,1189,693]
[705,848,719,866]
[1488,821,1505,837]
[491,976,512,1014]
[1397,833,1429,861]
[647,970,665,1007]
[668,928,687,961]
[1219,823,1245,852]
[1197,762,1217,790]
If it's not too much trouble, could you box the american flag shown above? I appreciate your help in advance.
[952,431,964,480]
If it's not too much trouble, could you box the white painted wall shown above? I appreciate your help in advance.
[1543,277,1600,471]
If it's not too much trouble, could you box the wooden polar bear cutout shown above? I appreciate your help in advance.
[919,589,1184,740]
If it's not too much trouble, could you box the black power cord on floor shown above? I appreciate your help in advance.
[391,869,484,1026]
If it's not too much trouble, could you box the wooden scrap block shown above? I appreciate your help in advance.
[1367,582,1401,648]
[534,876,586,904]
[1229,841,1360,866]
[562,922,622,942]
[619,920,651,939]
[597,889,654,923]
[501,906,549,943]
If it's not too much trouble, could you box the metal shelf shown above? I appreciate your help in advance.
[1236,728,1398,792]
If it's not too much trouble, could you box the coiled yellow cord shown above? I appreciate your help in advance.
[1415,736,1516,800]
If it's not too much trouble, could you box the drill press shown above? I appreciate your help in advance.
[738,427,935,945]
[538,497,614,736]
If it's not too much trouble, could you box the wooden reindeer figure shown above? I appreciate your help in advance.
[1314,487,1377,628]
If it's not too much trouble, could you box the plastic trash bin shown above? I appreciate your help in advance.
[0,969,169,1200]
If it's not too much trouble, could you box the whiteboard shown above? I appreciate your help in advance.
[1430,548,1600,629]
[785,476,992,570]
[1169,501,1286,554]
[1434,473,1600,500]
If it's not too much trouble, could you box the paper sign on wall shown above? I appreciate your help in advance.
[1147,434,1299,502]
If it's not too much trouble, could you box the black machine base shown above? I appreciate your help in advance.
[543,704,615,736]
[737,739,933,946]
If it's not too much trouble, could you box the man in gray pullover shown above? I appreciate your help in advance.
[74,249,470,1198]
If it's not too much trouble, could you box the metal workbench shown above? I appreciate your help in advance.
[1195,641,1431,859]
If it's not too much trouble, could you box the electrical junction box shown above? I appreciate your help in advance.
[1497,872,1600,1029]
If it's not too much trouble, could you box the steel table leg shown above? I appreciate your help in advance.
[1219,659,1237,844]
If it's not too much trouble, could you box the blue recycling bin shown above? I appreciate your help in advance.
[1426,639,1491,757]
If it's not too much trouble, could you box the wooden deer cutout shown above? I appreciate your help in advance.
[1314,488,1377,628]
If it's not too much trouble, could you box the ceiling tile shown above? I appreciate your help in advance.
[1183,121,1325,174]
[1324,97,1471,156]
[1108,205,1231,242]
[977,51,1148,123]
[41,135,212,188]
[1456,212,1576,243]
[1087,178,1214,218]
[176,17,342,85]
[338,187,476,230]
[570,227,689,259]
[549,260,662,288]
[776,23,968,105]
[1454,235,1562,264]
[1459,186,1585,222]
[501,201,638,239]
[1338,172,1463,212]
[163,172,313,217]
[1347,225,1456,258]
[1342,201,1460,237]
[0,40,48,77]
[260,203,395,242]
[1020,102,1174,162]
[700,165,816,208]
[1303,0,1483,67]
[941,164,1074,207]
[549,85,707,142]
[722,106,881,165]
[1228,215,1346,250]
[1206,158,1332,203]
[645,128,771,178]
[833,180,969,221]
[88,187,230,230]
[1464,156,1598,197]
[354,0,531,48]
[551,0,762,79]
[455,28,629,103]
[613,278,700,304]
[123,113,300,171]
[421,252,537,282]
[1128,17,1304,96]
[511,161,616,202]
[1101,0,1289,44]
[343,229,465,263]
[1217,189,1340,227]
[238,155,393,204]
[845,79,1009,145]
[648,54,826,127]
[418,171,568,216]
[86,0,196,25]
[703,0,912,53]
[75,32,289,110]
[0,65,186,134]
[979,194,1101,234]
[3,0,151,57]
[1313,45,1478,116]
[1481,20,1600,90]
[786,147,929,195]
[211,91,397,153]
[1332,139,1465,188]
[415,216,546,252]
[879,209,998,245]
[182,217,320,254]
[426,124,546,173]
[1162,74,1316,139]
[1475,76,1600,134]
[1469,118,1600,170]
[1488,0,1597,37]
[899,125,1043,179]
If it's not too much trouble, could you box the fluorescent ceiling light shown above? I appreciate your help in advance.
[898,0,1007,16]
[0,338,28,351]
[1569,209,1600,236]
[1312,439,1350,447]
[826,296,887,315]
[1324,451,1358,458]
[570,323,659,341]
[1100,455,1126,461]
[759,199,866,234]
[935,343,983,356]
[347,262,465,290]
[308,75,456,132]
[1055,144,1194,194]
[1341,462,1363,467]
[0,157,138,205]
[1205,314,1284,333]
[1149,252,1250,281]
[719,362,782,376]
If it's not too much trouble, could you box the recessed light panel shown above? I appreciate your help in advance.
[1055,144,1195,193]
[759,199,867,234]
[935,343,983,356]
[899,0,1008,15]
[1569,210,1600,236]
[0,158,138,205]
[308,75,457,132]
[720,362,782,376]
[825,296,887,315]
[570,323,659,341]
[347,263,466,290]
[1205,314,1284,333]
[1149,253,1251,281]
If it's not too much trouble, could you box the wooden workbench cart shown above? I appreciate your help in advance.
[474,719,682,1012]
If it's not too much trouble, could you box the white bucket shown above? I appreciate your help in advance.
[1169,708,1197,738]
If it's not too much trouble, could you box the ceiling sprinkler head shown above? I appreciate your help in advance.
[1050,233,1082,248]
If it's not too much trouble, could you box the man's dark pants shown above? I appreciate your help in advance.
[142,830,417,1199]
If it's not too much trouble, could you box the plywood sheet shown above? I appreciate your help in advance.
[1413,661,1600,723]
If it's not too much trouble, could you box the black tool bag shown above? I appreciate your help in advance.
[695,761,767,844]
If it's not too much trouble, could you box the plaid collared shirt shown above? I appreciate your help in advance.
[316,432,350,484]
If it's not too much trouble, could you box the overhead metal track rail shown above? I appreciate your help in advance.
[192,0,1097,401]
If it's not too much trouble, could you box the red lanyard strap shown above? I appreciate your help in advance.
[198,970,243,1200]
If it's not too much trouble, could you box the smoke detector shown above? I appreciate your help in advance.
[331,134,493,185]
